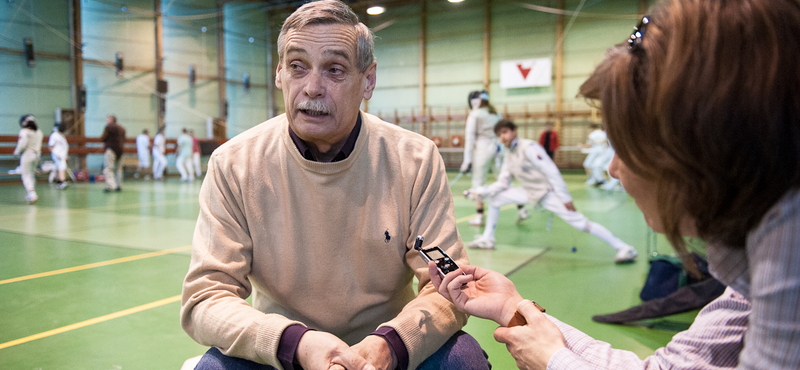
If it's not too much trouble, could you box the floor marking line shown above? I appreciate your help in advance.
[0,245,192,285]
[0,295,181,350]
[0,229,190,259]
[0,209,58,222]
[504,247,551,277]
[79,197,197,212]
[0,197,196,221]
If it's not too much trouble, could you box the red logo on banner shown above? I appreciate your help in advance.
[517,64,532,79]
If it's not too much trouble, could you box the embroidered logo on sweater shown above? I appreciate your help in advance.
[384,230,391,243]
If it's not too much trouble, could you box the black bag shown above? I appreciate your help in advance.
[640,253,710,301]
[593,230,724,325]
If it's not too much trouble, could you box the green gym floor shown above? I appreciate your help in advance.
[0,170,696,369]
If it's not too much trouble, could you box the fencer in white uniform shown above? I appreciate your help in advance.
[582,126,609,186]
[175,128,194,182]
[460,90,502,226]
[598,144,621,191]
[465,120,638,263]
[14,115,43,204]
[136,129,151,178]
[47,123,69,189]
[152,126,167,180]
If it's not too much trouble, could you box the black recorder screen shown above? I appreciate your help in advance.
[428,250,445,260]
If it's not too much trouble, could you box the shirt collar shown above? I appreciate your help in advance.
[509,138,519,152]
[288,113,362,162]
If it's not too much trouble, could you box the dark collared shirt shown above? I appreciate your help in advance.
[288,114,361,162]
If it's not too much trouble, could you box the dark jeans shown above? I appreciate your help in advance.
[195,330,491,370]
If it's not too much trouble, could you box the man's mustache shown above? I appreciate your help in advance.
[296,100,331,115]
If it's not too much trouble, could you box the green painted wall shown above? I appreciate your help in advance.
[1,0,274,139]
[2,0,653,144]
[0,0,71,135]
[161,0,220,139]
[224,2,272,137]
[366,0,645,115]
[369,4,423,114]
[425,0,485,109]
[488,0,558,106]
[82,0,157,139]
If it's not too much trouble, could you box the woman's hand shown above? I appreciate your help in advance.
[428,262,524,326]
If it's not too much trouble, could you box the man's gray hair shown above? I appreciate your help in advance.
[277,0,375,73]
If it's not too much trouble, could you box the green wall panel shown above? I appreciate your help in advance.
[0,0,71,134]
[82,0,157,145]
[0,0,652,144]
[224,2,271,137]
[369,5,421,112]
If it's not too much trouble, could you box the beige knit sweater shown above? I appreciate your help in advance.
[181,112,469,369]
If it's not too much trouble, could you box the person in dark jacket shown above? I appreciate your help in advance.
[100,114,126,192]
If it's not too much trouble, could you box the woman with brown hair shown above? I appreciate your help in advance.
[431,0,800,369]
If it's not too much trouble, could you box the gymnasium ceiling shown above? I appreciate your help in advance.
[221,0,447,18]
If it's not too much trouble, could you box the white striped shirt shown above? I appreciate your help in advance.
[548,189,800,369]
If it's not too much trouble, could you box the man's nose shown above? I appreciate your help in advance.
[303,71,325,98]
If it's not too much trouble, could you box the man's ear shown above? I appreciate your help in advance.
[275,64,283,89]
[362,62,377,100]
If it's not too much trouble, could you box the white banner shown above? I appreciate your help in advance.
[500,58,552,89]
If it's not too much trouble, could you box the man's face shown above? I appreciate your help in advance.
[497,127,517,148]
[276,23,376,148]
[106,115,114,125]
[470,98,482,110]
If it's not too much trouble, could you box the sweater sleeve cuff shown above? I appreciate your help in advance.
[371,326,409,370]
[278,324,311,370]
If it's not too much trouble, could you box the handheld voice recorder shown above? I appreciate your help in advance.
[414,235,466,279]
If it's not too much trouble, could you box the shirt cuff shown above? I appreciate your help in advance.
[278,324,312,370]
[371,326,409,370]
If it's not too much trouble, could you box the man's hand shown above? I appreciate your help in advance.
[351,335,396,370]
[563,202,576,212]
[429,262,523,326]
[297,331,375,370]
[464,186,488,201]
[459,161,471,174]
[463,189,478,201]
[493,301,567,370]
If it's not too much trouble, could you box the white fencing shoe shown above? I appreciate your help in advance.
[467,236,496,250]
[614,246,638,264]
[468,214,484,226]
[25,191,38,205]
[516,207,529,224]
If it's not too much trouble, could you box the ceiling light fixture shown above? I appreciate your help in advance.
[367,6,385,15]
